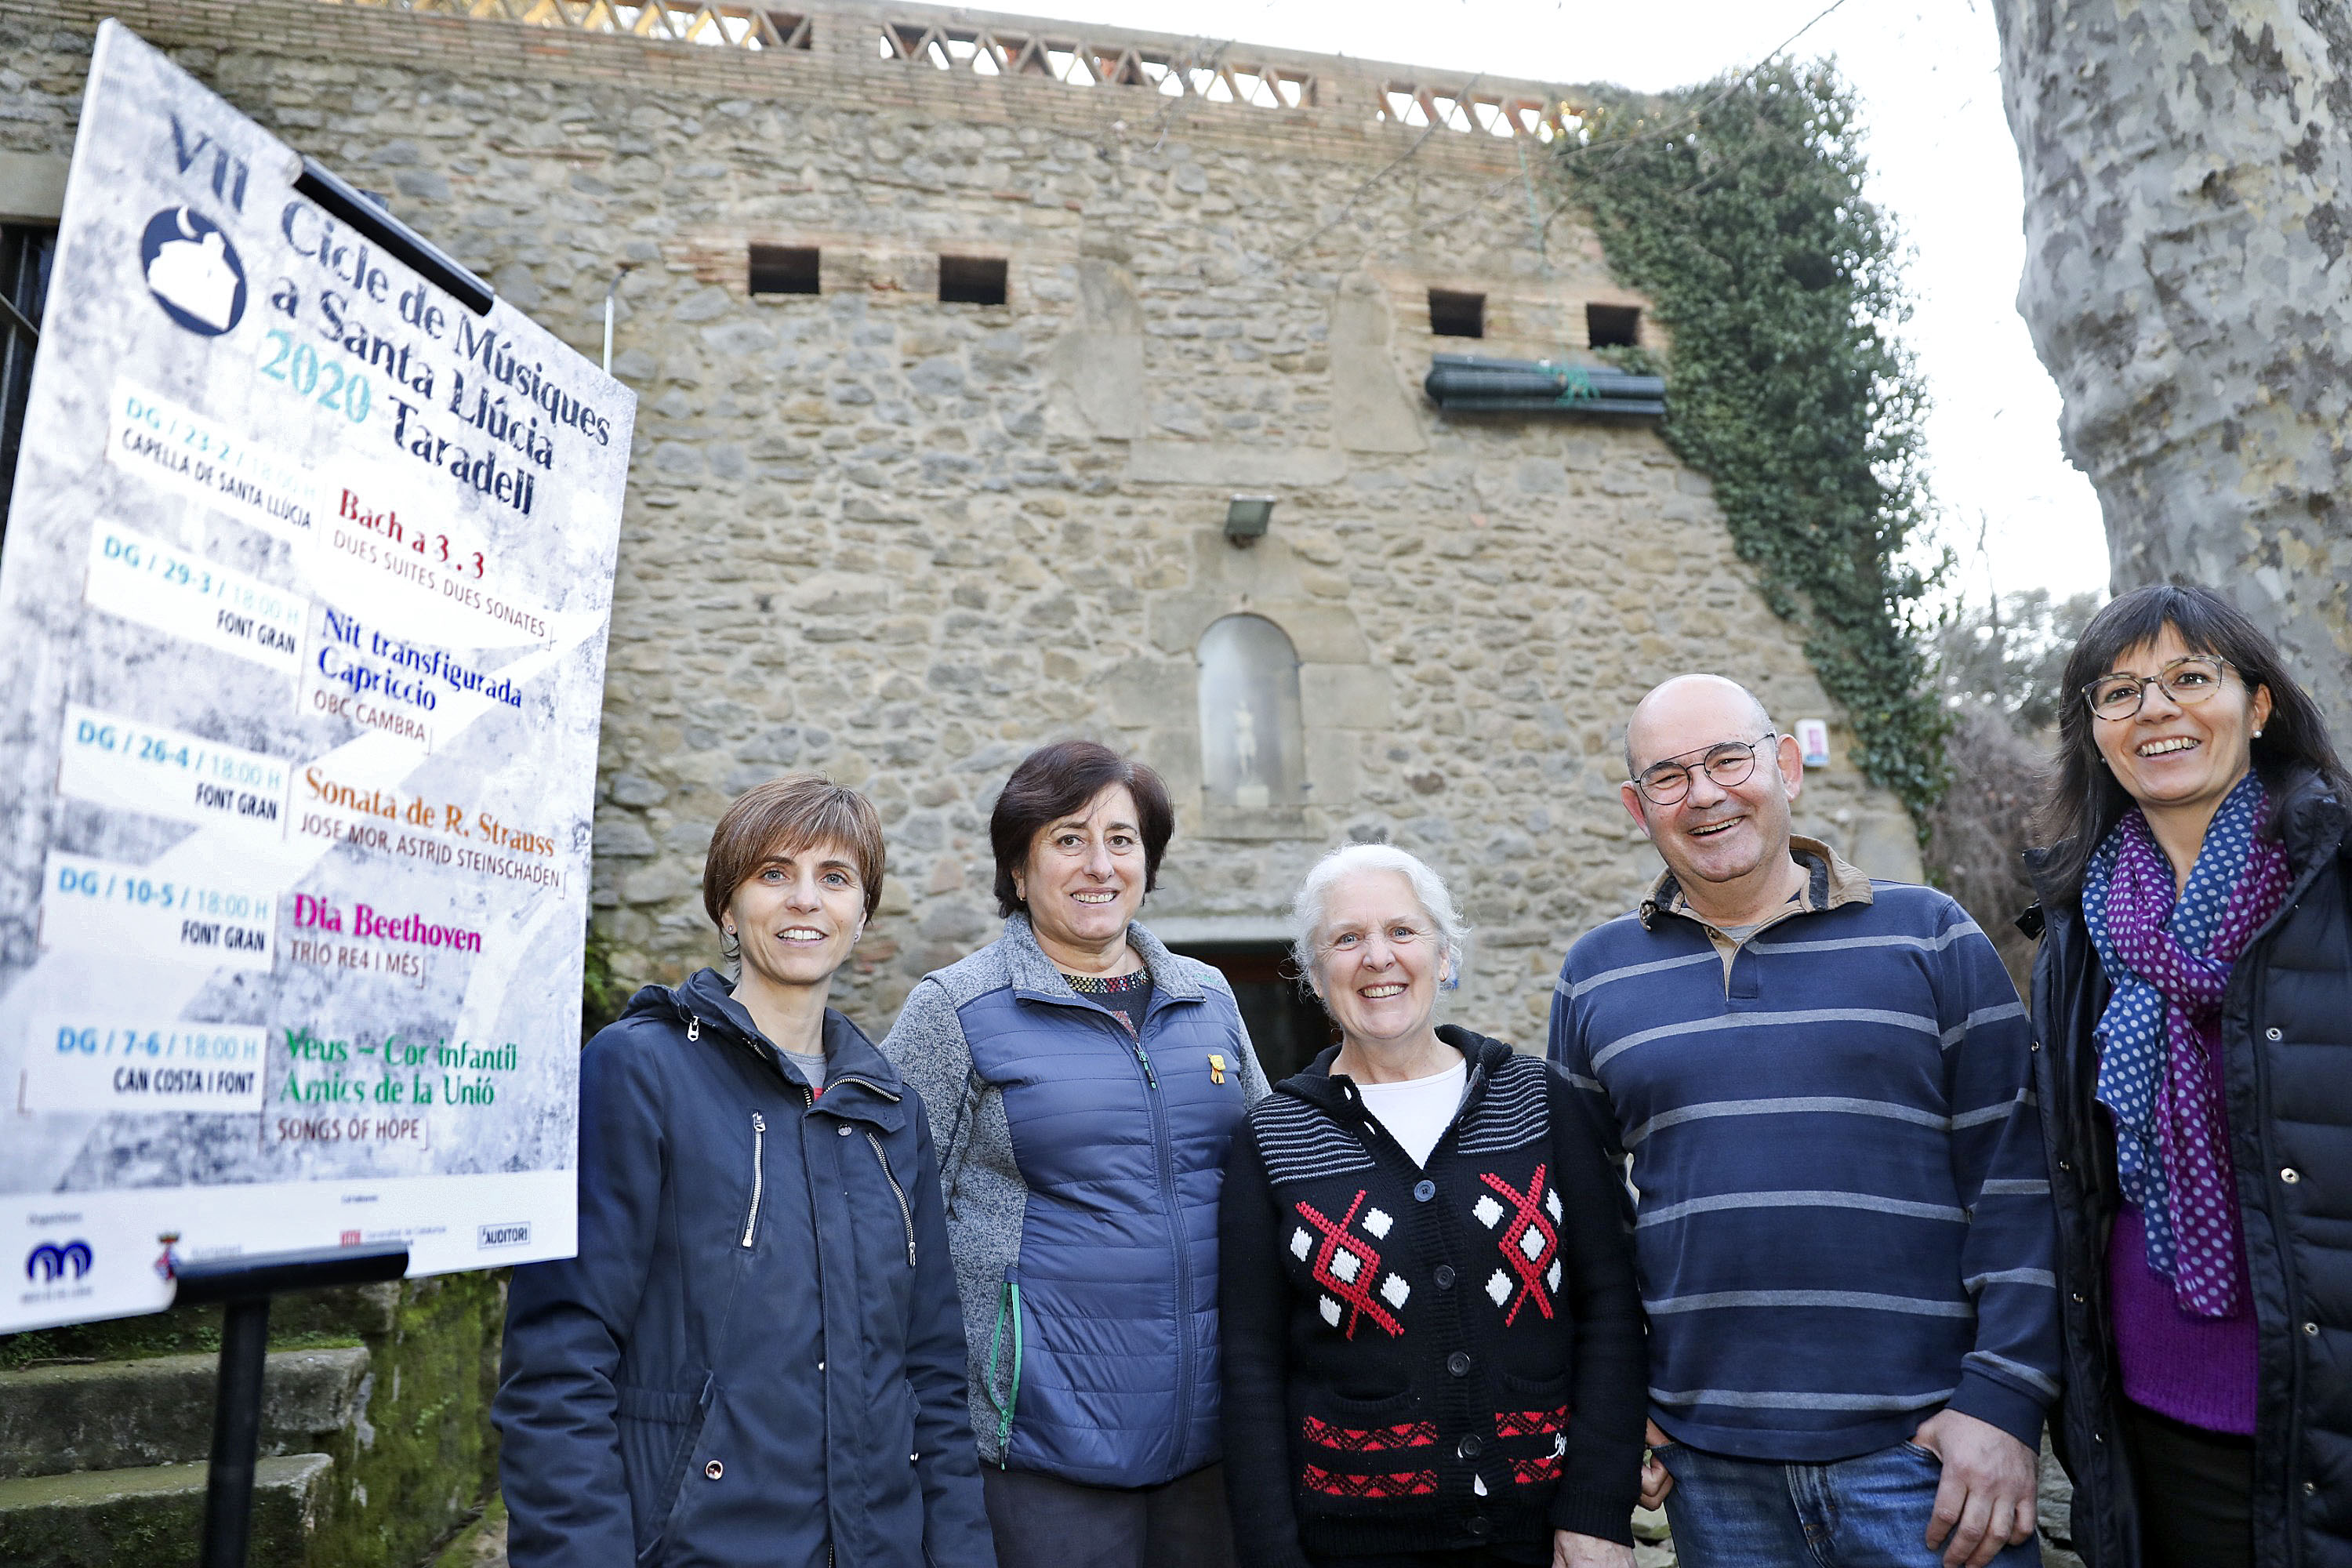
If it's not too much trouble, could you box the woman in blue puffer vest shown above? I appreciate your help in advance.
[495,775,994,1568]
[884,740,1272,1568]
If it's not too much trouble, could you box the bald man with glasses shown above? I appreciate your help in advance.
[1547,675,2060,1568]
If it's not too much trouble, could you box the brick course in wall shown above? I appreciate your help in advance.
[1,0,1924,1049]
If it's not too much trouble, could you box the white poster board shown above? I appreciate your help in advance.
[0,22,633,1332]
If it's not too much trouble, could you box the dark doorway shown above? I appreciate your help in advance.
[1,222,56,551]
[1174,942,1334,1083]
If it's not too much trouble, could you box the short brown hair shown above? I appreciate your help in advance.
[702,775,887,926]
[989,740,1174,916]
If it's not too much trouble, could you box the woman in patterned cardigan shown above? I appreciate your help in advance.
[1219,843,1646,1568]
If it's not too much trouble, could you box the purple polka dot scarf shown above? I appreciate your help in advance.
[2082,771,2291,1318]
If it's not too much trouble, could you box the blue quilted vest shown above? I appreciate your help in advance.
[958,963,1251,1485]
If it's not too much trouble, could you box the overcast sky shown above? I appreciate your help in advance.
[1043,0,2114,612]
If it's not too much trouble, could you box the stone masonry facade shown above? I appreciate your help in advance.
[1,0,1924,1050]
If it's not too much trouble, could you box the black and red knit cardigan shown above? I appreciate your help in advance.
[1218,1027,1646,1567]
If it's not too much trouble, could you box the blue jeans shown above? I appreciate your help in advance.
[1657,1438,2043,1568]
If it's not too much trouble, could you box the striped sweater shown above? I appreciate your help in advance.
[1545,843,2061,1461]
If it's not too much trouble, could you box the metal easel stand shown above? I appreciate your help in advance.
[172,1243,411,1568]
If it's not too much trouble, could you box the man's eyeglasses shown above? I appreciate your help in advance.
[2082,655,2234,721]
[1631,733,1778,806]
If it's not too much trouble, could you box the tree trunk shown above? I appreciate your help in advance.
[1991,0,2352,735]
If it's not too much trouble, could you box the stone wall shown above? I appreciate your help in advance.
[1,0,1922,1050]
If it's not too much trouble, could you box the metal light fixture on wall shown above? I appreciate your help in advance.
[1224,495,1276,546]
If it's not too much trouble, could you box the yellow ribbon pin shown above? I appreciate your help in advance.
[1208,1053,1228,1084]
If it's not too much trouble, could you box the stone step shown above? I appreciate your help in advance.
[0,1453,332,1568]
[0,1347,368,1479]
[0,1282,398,1370]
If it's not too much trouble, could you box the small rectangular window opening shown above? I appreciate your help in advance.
[1587,303,1642,348]
[749,245,821,296]
[1428,289,1484,339]
[938,255,1008,306]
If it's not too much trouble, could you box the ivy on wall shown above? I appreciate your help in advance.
[582,918,633,1042]
[1563,60,1948,822]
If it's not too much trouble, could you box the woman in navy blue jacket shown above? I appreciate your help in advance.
[495,775,995,1568]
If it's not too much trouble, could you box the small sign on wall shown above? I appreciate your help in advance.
[1795,719,1831,769]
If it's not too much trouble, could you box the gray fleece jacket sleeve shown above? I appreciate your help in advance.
[882,976,1027,1465]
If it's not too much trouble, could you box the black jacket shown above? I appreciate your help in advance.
[495,970,995,1568]
[2024,770,2352,1568]
[1218,1027,1646,1568]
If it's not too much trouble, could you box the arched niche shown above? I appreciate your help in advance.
[1196,614,1305,812]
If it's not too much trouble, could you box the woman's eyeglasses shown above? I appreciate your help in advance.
[2082,655,2233,721]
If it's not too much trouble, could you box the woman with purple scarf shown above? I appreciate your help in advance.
[2022,583,2352,1568]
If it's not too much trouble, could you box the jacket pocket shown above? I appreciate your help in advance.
[1297,1388,1437,1508]
[1300,1388,1431,1452]
[1492,1371,1572,1487]
[738,1112,766,1249]
[614,1375,712,1561]
[859,1379,928,1555]
[866,1130,916,1267]
[983,1268,1024,1463]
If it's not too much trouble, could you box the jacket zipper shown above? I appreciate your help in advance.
[739,1112,765,1249]
[796,1079,837,1543]
[1129,1005,1194,1471]
[867,1131,917,1266]
[2231,866,2326,1521]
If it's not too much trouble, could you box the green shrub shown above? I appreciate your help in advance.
[1566,60,1947,824]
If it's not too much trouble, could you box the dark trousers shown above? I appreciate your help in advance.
[982,1462,1236,1568]
[2122,1400,2256,1568]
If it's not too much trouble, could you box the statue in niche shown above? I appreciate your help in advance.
[1197,615,1304,813]
[1232,702,1269,811]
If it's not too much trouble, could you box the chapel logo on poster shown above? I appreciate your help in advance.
[140,205,246,336]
